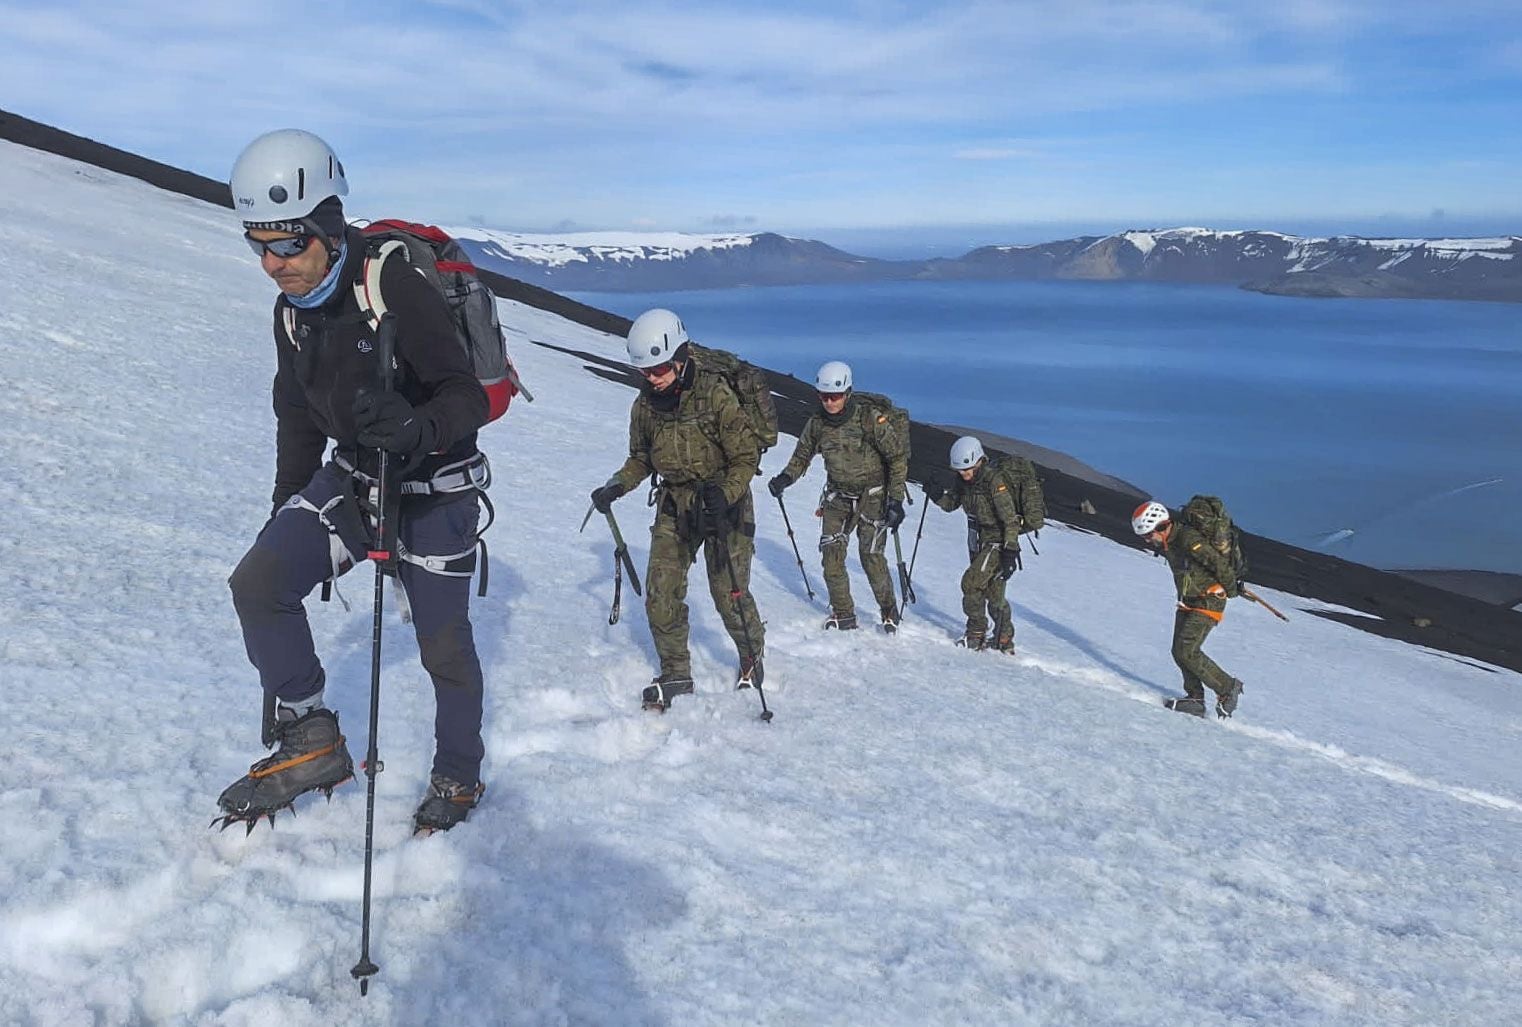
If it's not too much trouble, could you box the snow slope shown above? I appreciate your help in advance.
[2,139,1521,1026]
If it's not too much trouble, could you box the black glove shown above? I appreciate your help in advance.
[698,482,730,538]
[591,482,626,513]
[884,496,905,530]
[353,389,436,457]
[998,546,1022,580]
[767,472,792,498]
[924,479,946,504]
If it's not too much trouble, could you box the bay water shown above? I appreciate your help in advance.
[569,281,1521,574]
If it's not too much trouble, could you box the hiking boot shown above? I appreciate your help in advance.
[993,634,1015,655]
[1165,696,1208,718]
[880,605,901,635]
[413,774,485,834]
[823,610,858,631]
[1216,678,1244,719]
[215,707,353,832]
[737,652,764,690]
[955,631,986,650]
[642,674,695,711]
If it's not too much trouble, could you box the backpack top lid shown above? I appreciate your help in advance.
[354,220,520,423]
[995,453,1046,530]
[1183,495,1231,532]
[686,341,779,448]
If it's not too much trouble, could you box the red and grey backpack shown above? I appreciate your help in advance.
[282,219,531,419]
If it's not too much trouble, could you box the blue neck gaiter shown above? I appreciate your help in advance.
[286,237,349,309]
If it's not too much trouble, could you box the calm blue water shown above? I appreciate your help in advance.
[569,281,1522,574]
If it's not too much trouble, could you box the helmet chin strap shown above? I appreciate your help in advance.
[300,217,343,266]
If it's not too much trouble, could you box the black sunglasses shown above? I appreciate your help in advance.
[244,233,315,259]
[818,391,847,402]
[639,360,677,379]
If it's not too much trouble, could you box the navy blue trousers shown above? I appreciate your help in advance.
[229,462,486,786]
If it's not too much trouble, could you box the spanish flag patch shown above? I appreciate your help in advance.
[996,483,1007,492]
[876,415,887,424]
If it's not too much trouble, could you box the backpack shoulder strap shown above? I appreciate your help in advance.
[351,239,411,333]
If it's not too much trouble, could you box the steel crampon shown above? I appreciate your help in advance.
[210,777,348,835]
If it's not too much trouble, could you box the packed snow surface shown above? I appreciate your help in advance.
[2,140,1521,1025]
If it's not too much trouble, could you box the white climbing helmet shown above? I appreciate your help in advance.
[625,308,689,368]
[949,436,985,471]
[814,360,852,393]
[230,129,348,226]
[1131,500,1171,536]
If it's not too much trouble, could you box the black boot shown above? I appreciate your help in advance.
[880,605,901,635]
[1165,696,1208,718]
[215,707,354,833]
[413,774,485,834]
[1216,678,1244,719]
[736,652,764,690]
[955,631,986,650]
[824,610,858,631]
[642,673,695,712]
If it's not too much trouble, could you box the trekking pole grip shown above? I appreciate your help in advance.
[377,312,397,393]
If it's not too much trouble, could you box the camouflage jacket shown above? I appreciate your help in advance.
[1163,524,1239,601]
[934,464,1021,549]
[609,362,759,513]
[780,395,908,500]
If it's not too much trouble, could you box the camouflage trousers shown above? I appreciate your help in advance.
[818,487,897,617]
[1172,599,1233,700]
[961,544,1013,642]
[645,498,765,678]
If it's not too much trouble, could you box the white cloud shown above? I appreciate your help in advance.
[0,0,1518,228]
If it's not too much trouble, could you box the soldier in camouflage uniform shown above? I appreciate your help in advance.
[1131,500,1245,718]
[923,436,1026,653]
[590,309,766,710]
[767,361,909,633]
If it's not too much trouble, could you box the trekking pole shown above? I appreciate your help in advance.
[713,533,774,723]
[775,494,816,602]
[905,484,931,587]
[579,503,644,624]
[1241,586,1289,622]
[351,312,397,997]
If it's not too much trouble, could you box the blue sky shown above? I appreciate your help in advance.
[2,0,1519,251]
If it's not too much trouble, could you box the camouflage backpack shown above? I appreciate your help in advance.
[686,342,779,450]
[852,390,911,461]
[995,454,1046,533]
[1181,494,1247,581]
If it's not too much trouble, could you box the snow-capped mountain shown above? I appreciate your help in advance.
[452,227,909,291]
[949,227,1522,301]
[4,135,1522,1026]
[451,223,1521,300]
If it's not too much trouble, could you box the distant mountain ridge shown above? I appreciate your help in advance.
[453,227,903,291]
[452,225,1522,301]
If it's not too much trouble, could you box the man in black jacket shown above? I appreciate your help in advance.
[219,129,491,834]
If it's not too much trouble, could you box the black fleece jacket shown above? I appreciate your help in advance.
[268,226,489,510]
